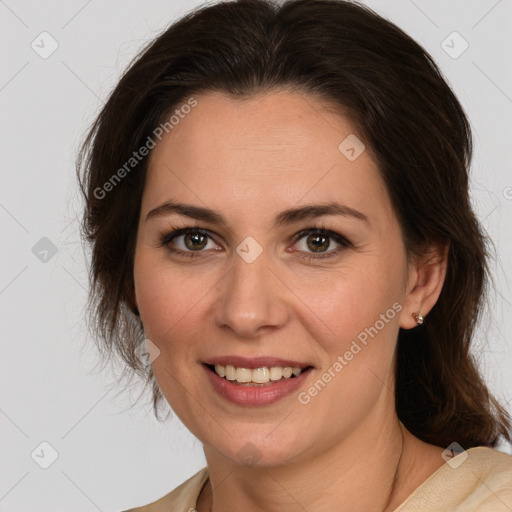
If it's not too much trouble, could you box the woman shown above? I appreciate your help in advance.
[77,0,512,510]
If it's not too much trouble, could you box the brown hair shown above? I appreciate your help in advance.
[77,0,511,448]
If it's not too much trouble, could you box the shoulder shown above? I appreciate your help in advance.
[462,447,512,507]
[396,446,512,511]
[122,467,209,512]
[467,445,512,477]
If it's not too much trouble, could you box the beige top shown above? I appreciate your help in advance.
[123,447,512,511]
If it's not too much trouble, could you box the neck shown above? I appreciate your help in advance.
[198,414,413,512]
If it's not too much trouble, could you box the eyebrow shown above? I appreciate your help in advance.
[145,199,369,228]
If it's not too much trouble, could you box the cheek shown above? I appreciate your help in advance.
[133,253,212,422]
[302,257,404,349]
[134,252,211,342]
[293,268,403,428]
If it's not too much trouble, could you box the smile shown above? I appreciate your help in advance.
[210,364,305,384]
[202,357,314,406]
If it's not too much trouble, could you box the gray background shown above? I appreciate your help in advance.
[1,1,511,510]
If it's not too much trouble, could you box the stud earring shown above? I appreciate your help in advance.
[412,312,424,325]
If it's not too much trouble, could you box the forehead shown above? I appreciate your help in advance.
[143,89,392,227]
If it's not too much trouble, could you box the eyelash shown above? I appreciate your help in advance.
[159,224,352,262]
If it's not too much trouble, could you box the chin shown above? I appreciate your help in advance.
[202,426,311,468]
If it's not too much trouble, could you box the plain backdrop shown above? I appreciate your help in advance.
[1,1,511,510]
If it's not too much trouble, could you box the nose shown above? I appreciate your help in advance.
[214,248,290,339]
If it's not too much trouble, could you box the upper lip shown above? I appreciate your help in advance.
[204,356,313,369]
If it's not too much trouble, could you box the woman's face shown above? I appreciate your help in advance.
[133,89,418,467]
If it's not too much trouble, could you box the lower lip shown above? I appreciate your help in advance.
[203,364,312,406]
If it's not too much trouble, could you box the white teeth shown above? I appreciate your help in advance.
[269,367,283,381]
[212,364,306,383]
[236,367,252,383]
[252,367,270,383]
[215,364,225,378]
[225,364,236,381]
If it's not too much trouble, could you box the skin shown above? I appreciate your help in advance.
[133,89,449,512]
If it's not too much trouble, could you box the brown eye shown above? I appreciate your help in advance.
[305,233,330,252]
[161,227,220,258]
[183,231,208,251]
[292,227,352,261]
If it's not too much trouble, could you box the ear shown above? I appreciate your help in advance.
[399,242,449,329]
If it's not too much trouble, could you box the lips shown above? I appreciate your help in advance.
[202,356,314,406]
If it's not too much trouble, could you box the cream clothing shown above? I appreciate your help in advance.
[124,447,512,511]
